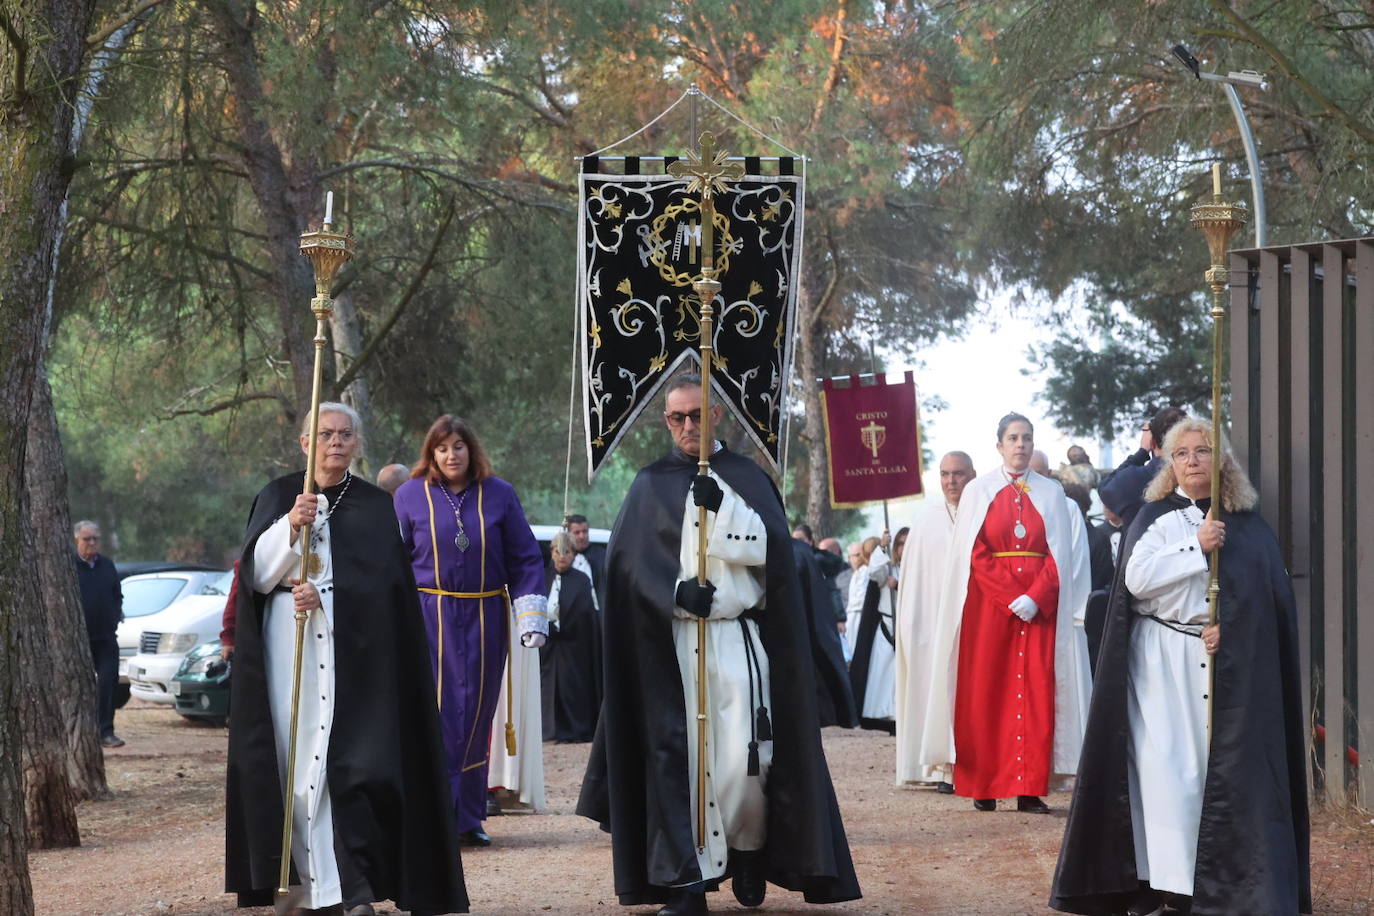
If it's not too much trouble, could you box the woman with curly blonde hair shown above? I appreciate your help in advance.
[1052,417,1310,916]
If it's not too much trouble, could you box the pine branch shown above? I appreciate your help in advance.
[1,11,28,106]
[1207,0,1374,146]
[332,199,459,394]
[161,390,284,419]
[86,0,172,48]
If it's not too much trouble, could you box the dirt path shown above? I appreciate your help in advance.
[29,702,1373,915]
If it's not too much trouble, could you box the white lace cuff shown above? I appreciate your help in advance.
[512,593,549,640]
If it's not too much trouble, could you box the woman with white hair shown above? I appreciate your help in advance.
[225,403,467,916]
[1051,417,1310,916]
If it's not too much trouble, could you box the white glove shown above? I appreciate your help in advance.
[520,632,547,649]
[1009,594,1039,622]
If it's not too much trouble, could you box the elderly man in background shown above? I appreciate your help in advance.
[894,451,975,791]
[375,463,410,496]
[74,521,124,749]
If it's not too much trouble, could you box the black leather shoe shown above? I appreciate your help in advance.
[1125,889,1165,916]
[730,849,766,907]
[936,781,955,795]
[459,827,493,846]
[657,888,708,915]
[973,798,996,811]
[100,733,125,748]
[1016,795,1050,814]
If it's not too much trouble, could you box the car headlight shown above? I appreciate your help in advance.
[176,641,224,676]
[182,654,215,675]
[157,632,197,654]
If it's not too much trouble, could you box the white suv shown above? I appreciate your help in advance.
[116,568,229,705]
[125,570,233,705]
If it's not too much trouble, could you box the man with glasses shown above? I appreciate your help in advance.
[74,520,124,748]
[578,372,860,916]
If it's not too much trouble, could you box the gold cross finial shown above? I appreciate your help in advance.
[668,131,745,200]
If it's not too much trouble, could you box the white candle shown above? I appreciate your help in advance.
[1211,163,1222,197]
[324,190,334,225]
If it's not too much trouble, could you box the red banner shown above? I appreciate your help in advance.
[821,372,923,508]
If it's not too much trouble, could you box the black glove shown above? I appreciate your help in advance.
[675,578,716,618]
[692,474,723,512]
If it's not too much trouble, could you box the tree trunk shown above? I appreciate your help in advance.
[798,318,834,538]
[17,506,82,847]
[25,371,107,800]
[330,289,377,475]
[205,0,320,424]
[0,0,100,902]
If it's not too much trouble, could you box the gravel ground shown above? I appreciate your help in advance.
[28,701,1373,915]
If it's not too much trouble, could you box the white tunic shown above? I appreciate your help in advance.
[894,502,955,783]
[253,496,341,909]
[673,472,771,883]
[844,565,868,655]
[487,622,545,812]
[854,548,895,721]
[1124,493,1211,896]
[571,552,600,611]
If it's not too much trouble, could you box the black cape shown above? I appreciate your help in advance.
[790,538,858,729]
[224,472,468,915]
[576,446,861,906]
[541,566,602,742]
[847,579,896,734]
[1049,494,1310,916]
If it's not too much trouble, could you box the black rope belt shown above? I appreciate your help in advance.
[738,616,772,777]
[1141,614,1204,638]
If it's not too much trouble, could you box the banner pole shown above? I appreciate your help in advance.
[1189,163,1246,748]
[279,212,354,909]
[669,131,744,852]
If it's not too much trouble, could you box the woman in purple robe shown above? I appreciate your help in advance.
[394,415,549,847]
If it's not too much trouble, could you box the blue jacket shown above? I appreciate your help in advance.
[1098,449,1163,528]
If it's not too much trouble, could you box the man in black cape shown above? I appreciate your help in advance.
[1049,492,1310,916]
[790,536,858,729]
[225,408,467,916]
[577,374,861,915]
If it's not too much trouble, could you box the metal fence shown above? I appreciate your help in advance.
[1229,237,1373,806]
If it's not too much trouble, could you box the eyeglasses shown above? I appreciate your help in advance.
[664,410,703,428]
[78,535,100,542]
[1171,447,1214,463]
[317,428,356,443]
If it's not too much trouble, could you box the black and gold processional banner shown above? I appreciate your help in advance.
[578,155,804,479]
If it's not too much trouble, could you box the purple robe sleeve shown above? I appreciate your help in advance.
[495,480,548,638]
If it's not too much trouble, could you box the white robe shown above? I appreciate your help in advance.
[487,624,546,812]
[919,468,1092,776]
[253,496,341,909]
[894,501,955,784]
[844,565,868,656]
[1124,495,1211,896]
[1061,496,1095,745]
[673,472,771,883]
[854,548,896,721]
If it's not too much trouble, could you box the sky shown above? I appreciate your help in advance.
[858,308,1138,534]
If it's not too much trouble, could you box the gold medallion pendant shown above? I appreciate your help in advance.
[307,552,323,577]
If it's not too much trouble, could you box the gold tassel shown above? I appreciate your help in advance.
[505,623,517,756]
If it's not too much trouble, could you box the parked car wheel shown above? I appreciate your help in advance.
[113,682,131,710]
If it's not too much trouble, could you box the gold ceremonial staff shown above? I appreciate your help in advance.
[668,131,744,850]
[1189,163,1247,743]
[276,205,355,906]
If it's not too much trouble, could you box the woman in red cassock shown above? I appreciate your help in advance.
[917,412,1092,814]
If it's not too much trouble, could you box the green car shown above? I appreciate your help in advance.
[171,640,231,726]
